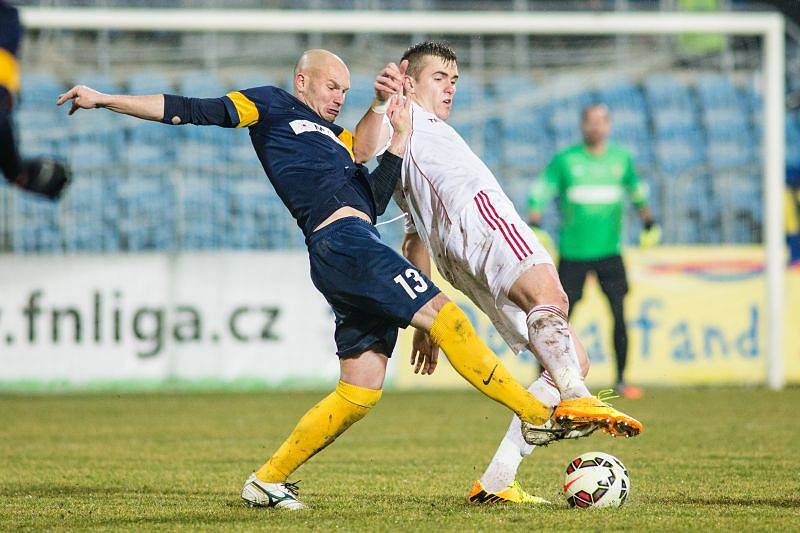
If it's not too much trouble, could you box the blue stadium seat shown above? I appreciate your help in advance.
[179,177,229,250]
[60,175,119,252]
[662,178,711,243]
[695,74,741,110]
[67,109,126,151]
[228,180,274,249]
[19,72,66,106]
[71,72,123,95]
[654,129,705,175]
[179,71,227,98]
[11,191,61,253]
[127,70,173,95]
[229,70,275,90]
[68,141,116,173]
[706,133,756,170]
[644,74,694,109]
[176,140,226,174]
[129,120,174,148]
[118,177,176,251]
[491,73,535,102]
[502,110,555,174]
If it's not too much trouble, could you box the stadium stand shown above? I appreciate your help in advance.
[5,68,784,252]
[8,0,798,252]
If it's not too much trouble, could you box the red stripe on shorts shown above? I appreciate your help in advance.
[479,191,533,259]
[474,192,524,260]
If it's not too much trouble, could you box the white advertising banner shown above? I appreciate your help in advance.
[0,252,341,389]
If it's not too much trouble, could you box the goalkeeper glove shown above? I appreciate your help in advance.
[13,158,71,200]
[639,220,662,248]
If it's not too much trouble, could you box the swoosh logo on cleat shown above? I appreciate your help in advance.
[563,475,584,493]
[483,365,498,385]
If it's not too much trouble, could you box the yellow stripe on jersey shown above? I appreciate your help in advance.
[0,49,20,94]
[226,91,259,128]
[338,128,355,161]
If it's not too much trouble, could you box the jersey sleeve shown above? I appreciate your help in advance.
[0,3,22,95]
[623,152,649,208]
[222,86,273,128]
[529,154,562,213]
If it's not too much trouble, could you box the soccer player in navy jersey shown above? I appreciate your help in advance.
[57,49,575,509]
[1,0,69,199]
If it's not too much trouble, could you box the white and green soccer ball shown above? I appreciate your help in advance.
[563,451,629,509]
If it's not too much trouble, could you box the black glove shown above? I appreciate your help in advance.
[15,158,71,200]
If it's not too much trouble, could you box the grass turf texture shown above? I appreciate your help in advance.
[1,387,799,531]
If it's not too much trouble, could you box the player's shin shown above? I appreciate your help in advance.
[526,306,590,400]
[428,302,550,425]
[255,380,381,482]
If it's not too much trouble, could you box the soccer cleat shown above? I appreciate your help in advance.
[520,418,599,446]
[241,473,305,510]
[468,480,551,505]
[551,390,643,438]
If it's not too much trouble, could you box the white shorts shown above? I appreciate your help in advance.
[437,189,555,354]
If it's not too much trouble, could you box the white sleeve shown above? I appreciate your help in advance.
[376,113,394,157]
[391,181,417,235]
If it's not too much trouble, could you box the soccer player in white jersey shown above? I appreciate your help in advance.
[353,41,643,504]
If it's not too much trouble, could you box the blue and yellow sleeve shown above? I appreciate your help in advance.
[222,86,273,128]
[0,3,22,95]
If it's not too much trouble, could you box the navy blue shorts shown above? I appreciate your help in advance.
[307,217,440,357]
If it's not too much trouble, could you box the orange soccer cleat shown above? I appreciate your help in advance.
[552,390,643,438]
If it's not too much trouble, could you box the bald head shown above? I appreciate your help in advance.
[294,49,347,77]
[293,49,350,122]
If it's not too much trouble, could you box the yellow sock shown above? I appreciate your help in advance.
[255,380,382,483]
[430,302,550,425]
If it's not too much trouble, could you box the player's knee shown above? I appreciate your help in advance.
[519,267,570,315]
[411,292,451,331]
[536,286,569,316]
[428,292,450,313]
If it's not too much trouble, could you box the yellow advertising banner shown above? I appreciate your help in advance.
[393,247,800,389]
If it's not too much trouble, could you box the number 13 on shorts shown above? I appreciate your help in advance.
[393,268,429,299]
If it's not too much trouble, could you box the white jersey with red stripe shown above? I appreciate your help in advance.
[391,102,504,260]
[388,102,555,353]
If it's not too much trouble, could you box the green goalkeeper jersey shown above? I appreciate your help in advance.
[529,143,649,261]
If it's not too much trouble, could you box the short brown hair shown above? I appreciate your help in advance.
[401,41,457,80]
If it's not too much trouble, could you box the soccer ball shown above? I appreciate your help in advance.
[563,451,629,509]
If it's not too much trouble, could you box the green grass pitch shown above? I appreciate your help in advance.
[2,387,799,531]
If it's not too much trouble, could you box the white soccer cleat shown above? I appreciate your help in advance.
[521,418,598,446]
[241,473,306,510]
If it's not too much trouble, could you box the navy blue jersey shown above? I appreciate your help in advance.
[222,86,375,236]
[0,1,21,94]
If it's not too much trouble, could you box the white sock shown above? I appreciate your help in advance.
[480,380,548,493]
[526,305,591,400]
[532,371,562,407]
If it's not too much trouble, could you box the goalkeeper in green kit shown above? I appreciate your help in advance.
[528,104,660,399]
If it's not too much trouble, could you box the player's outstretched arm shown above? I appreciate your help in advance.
[56,85,165,121]
[353,60,408,163]
[57,85,237,127]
